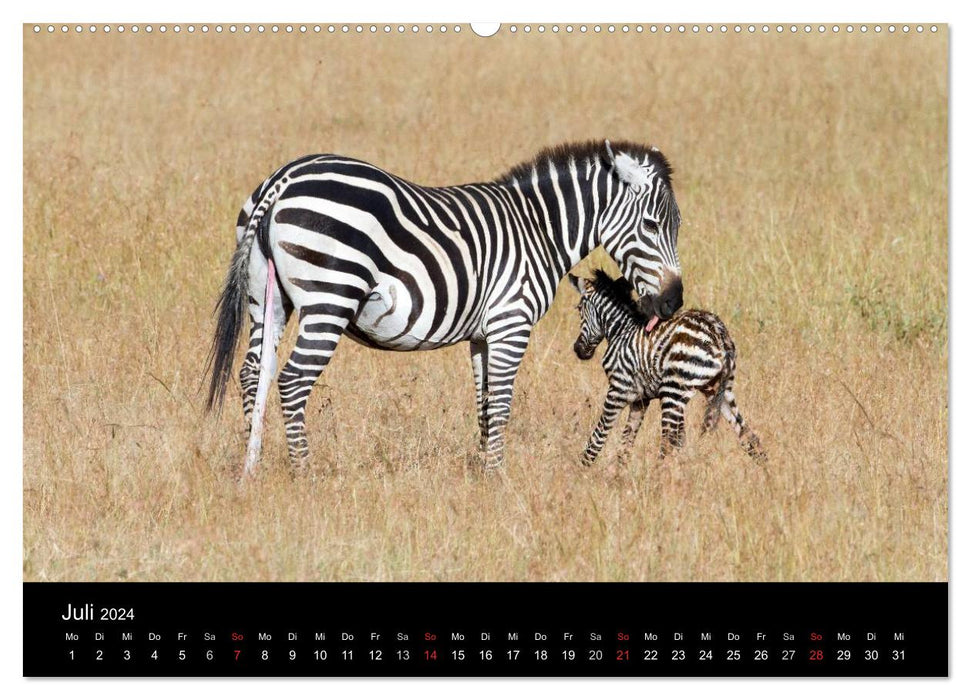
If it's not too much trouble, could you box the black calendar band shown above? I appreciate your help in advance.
[24,582,947,677]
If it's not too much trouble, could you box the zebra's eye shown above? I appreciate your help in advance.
[643,218,659,234]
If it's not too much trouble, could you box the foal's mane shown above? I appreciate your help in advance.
[589,269,651,326]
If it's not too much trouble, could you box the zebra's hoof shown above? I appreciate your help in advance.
[464,450,487,471]
[290,465,312,480]
[478,462,506,480]
[606,463,625,481]
[235,468,260,486]
[288,459,318,479]
[482,452,505,472]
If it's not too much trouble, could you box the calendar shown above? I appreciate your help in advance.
[22,20,949,682]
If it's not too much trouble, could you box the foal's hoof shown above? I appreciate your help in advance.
[476,464,508,484]
[577,453,596,468]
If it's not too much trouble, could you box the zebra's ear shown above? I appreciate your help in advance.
[567,274,583,293]
[605,140,649,187]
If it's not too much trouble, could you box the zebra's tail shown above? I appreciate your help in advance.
[204,204,273,413]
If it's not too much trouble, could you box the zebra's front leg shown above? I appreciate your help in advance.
[470,340,489,453]
[617,397,649,469]
[482,326,532,470]
[582,385,630,468]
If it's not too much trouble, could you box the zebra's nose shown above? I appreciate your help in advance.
[658,278,683,318]
[574,339,594,360]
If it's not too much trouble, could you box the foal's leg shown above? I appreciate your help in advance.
[657,389,689,462]
[719,383,768,465]
[582,384,629,467]
[700,386,723,436]
[617,398,650,469]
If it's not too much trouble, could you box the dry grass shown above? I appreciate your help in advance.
[23,27,947,582]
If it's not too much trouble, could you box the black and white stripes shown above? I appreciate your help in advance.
[570,270,766,467]
[206,141,684,472]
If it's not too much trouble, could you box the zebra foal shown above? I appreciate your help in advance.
[569,270,766,468]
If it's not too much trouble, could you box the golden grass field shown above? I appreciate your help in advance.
[23,26,947,582]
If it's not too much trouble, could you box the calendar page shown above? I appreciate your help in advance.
[22,20,948,677]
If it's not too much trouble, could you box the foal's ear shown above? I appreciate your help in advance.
[567,274,583,293]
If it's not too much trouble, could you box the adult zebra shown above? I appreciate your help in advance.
[205,140,684,475]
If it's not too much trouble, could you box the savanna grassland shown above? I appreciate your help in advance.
[23,25,947,582]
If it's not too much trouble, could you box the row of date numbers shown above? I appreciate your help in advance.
[67,647,907,663]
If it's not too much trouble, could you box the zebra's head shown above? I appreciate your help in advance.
[598,141,683,326]
[568,274,605,360]
[568,270,649,360]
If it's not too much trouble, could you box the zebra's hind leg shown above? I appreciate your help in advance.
[240,290,292,429]
[700,386,723,436]
[657,391,688,462]
[277,300,362,473]
[719,388,768,465]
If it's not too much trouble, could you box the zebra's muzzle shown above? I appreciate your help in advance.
[657,277,684,319]
[637,276,683,321]
[574,338,597,360]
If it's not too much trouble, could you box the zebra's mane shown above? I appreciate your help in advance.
[495,140,673,186]
[590,270,652,326]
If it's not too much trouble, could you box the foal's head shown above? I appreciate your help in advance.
[568,270,649,360]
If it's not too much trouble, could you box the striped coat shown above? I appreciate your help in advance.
[570,270,766,467]
[206,142,685,475]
